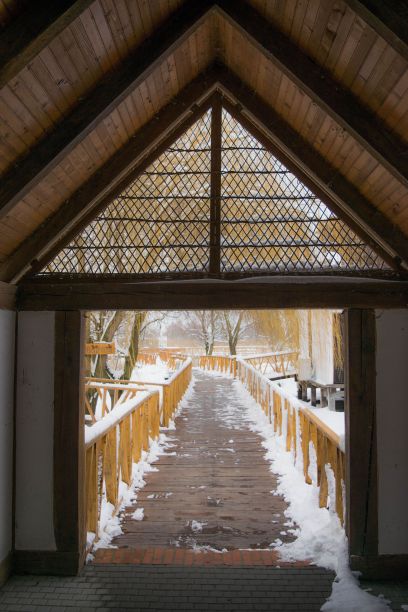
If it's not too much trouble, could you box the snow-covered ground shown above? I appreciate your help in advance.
[276,376,345,446]
[235,379,390,612]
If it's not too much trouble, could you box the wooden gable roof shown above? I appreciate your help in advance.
[0,0,407,283]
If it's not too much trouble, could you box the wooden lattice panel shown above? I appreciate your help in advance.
[40,104,389,278]
[43,112,212,275]
[220,110,388,273]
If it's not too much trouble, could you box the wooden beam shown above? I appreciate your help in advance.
[215,66,408,268]
[5,64,407,282]
[16,278,408,311]
[0,281,16,309]
[0,0,215,220]
[209,94,222,274]
[345,309,378,559]
[28,96,215,279]
[0,1,94,89]
[220,97,398,272]
[344,0,408,62]
[0,70,219,283]
[218,0,408,190]
[54,311,85,569]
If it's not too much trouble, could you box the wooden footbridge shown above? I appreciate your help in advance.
[85,349,345,564]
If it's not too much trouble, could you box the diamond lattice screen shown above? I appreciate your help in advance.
[43,111,212,275]
[40,105,388,277]
[220,110,388,272]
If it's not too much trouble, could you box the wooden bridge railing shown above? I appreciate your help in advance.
[85,380,146,422]
[84,356,192,539]
[85,388,160,535]
[242,350,299,378]
[132,358,193,426]
[198,355,237,376]
[236,358,345,524]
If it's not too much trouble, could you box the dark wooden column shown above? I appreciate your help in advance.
[345,309,378,564]
[209,94,222,274]
[53,311,86,574]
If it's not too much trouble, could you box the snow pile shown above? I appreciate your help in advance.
[132,358,171,383]
[234,380,390,612]
[132,508,144,521]
[190,520,207,533]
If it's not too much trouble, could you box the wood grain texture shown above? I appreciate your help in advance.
[215,67,408,267]
[344,309,378,557]
[112,370,298,552]
[218,0,408,189]
[0,0,215,220]
[54,311,86,566]
[0,70,218,283]
[16,278,408,311]
[0,280,15,309]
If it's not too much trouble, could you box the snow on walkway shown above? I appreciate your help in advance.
[109,369,298,552]
[96,369,390,611]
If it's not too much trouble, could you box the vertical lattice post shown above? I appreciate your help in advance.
[210,94,222,274]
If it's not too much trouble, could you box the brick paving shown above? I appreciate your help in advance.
[0,564,335,611]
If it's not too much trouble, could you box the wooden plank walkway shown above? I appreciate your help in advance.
[95,370,303,564]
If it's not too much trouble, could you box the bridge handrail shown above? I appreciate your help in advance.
[198,355,237,376]
[236,358,345,523]
[84,356,192,540]
[85,388,161,536]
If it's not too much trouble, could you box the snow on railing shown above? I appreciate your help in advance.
[85,388,161,537]
[198,355,237,376]
[84,354,192,543]
[236,358,345,524]
[132,358,193,426]
[241,350,299,377]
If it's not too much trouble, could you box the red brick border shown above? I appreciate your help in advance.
[93,548,311,567]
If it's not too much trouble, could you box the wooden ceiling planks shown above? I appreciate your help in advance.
[247,0,408,142]
[219,18,408,240]
[0,0,407,278]
[0,0,184,177]
[0,26,214,262]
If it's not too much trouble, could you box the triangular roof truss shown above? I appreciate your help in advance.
[35,94,393,281]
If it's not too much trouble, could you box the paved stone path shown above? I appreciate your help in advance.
[0,565,335,611]
[107,370,297,555]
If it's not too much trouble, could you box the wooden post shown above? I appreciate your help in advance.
[54,311,86,573]
[209,94,222,274]
[345,309,378,560]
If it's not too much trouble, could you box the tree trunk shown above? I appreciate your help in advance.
[92,311,124,379]
[123,312,147,380]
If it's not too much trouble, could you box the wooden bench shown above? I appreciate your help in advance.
[298,379,345,408]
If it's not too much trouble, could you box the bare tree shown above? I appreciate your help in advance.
[86,310,125,378]
[181,310,222,355]
[220,311,252,355]
[122,311,169,379]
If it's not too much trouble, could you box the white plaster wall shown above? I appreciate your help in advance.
[311,310,334,383]
[0,311,15,563]
[15,312,56,551]
[376,309,408,555]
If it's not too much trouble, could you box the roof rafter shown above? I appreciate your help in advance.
[5,63,408,284]
[344,0,408,62]
[0,0,95,89]
[217,0,408,189]
[0,71,218,283]
[0,0,215,220]
[216,65,408,268]
[1,0,408,231]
